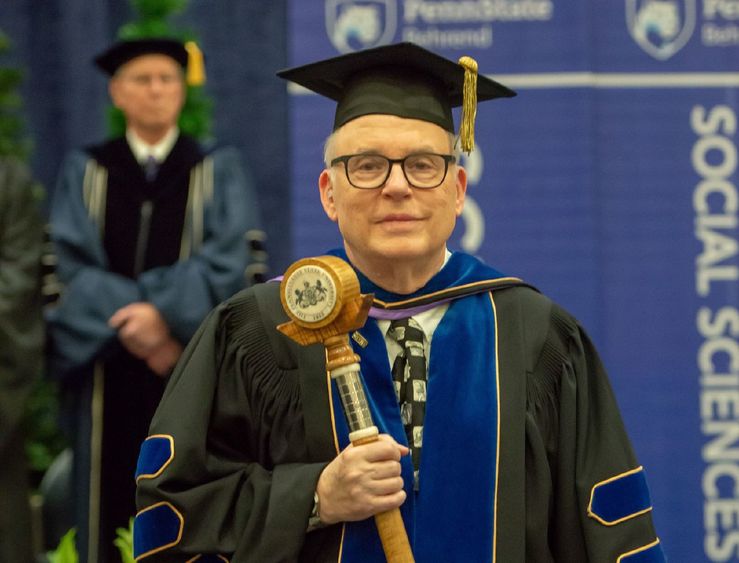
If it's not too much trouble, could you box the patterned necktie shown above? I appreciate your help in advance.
[388,316,427,490]
[143,155,159,182]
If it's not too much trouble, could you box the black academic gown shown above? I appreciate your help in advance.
[48,134,260,563]
[134,253,665,562]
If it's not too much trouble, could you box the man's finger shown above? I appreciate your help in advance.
[108,307,131,328]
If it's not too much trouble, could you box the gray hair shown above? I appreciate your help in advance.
[323,132,337,168]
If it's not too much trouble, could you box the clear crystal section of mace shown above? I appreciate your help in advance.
[331,362,374,434]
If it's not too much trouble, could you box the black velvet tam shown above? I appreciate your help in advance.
[94,38,188,75]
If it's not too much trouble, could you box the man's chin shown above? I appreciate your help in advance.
[369,241,437,263]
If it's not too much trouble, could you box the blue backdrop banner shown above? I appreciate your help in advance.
[285,1,739,561]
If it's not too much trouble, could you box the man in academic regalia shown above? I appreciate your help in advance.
[134,43,666,562]
[46,38,264,563]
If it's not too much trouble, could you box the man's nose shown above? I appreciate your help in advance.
[381,162,411,196]
[148,77,166,91]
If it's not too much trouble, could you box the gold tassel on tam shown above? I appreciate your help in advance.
[457,55,478,154]
[185,41,206,86]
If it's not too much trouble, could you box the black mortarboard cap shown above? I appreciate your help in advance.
[94,38,189,76]
[277,42,515,152]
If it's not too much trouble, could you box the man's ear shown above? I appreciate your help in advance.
[319,169,338,222]
[108,79,122,109]
[454,165,467,217]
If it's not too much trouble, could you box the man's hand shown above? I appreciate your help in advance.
[316,434,409,524]
[145,337,184,377]
[108,302,170,358]
[109,303,183,376]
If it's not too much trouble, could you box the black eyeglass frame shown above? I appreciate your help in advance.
[329,153,457,190]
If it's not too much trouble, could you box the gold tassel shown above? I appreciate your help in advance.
[185,41,206,86]
[457,55,478,154]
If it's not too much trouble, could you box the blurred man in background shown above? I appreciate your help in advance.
[47,38,263,563]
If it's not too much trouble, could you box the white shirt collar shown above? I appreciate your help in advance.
[126,127,179,164]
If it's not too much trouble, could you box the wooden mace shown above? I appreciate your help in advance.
[277,255,414,563]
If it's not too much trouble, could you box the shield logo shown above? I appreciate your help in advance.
[626,0,696,60]
[325,0,398,53]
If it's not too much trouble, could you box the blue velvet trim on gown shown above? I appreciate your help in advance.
[333,291,500,562]
[326,248,508,305]
[590,468,652,524]
[135,435,173,480]
[133,503,182,559]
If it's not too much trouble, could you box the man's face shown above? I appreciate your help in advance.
[319,114,467,274]
[108,54,185,138]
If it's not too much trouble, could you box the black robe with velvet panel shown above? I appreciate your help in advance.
[83,136,194,563]
[48,133,261,563]
[134,253,665,562]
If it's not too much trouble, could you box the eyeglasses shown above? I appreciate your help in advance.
[330,153,457,189]
[119,72,183,87]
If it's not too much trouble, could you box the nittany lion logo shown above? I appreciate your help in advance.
[626,0,696,60]
[326,0,397,53]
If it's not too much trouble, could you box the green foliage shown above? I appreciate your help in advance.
[119,0,188,39]
[23,378,67,479]
[106,0,213,141]
[114,518,136,563]
[106,104,129,138]
[45,520,136,563]
[47,528,79,563]
[179,86,213,140]
[0,30,32,158]
[131,0,187,19]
